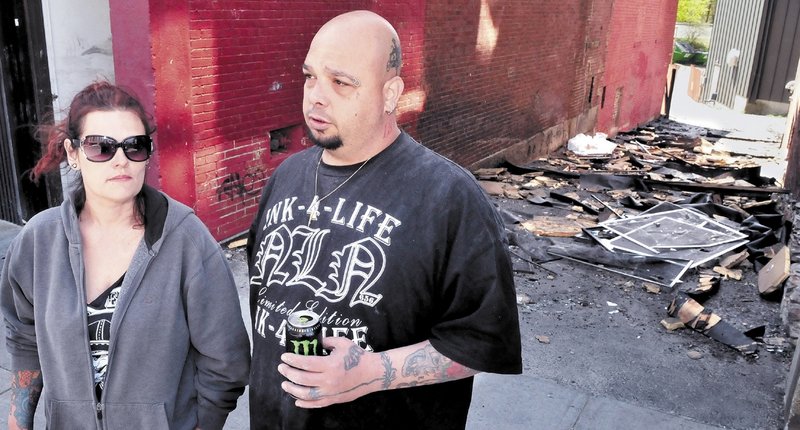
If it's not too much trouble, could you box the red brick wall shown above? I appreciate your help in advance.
[596,0,678,135]
[112,0,197,206]
[112,0,675,240]
[415,1,613,166]
[185,1,424,240]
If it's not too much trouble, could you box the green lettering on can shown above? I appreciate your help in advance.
[289,339,319,355]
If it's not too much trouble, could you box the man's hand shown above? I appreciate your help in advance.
[278,337,479,409]
[278,336,381,408]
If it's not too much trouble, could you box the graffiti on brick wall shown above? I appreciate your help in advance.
[217,168,264,201]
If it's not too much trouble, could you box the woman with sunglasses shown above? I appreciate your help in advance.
[0,81,250,429]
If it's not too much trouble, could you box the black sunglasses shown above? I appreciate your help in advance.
[73,135,153,162]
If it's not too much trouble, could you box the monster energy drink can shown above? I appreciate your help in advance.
[286,310,324,356]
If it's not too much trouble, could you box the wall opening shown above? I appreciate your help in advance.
[268,124,307,166]
[601,85,606,109]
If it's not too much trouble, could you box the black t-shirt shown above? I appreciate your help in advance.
[87,274,124,398]
[247,132,521,430]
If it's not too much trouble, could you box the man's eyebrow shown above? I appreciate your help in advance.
[324,66,362,87]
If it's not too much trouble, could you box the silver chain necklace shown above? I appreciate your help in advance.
[306,152,372,226]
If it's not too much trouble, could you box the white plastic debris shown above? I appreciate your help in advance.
[567,132,617,156]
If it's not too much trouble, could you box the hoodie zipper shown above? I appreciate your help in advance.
[98,246,157,426]
[73,246,104,427]
[72,194,165,428]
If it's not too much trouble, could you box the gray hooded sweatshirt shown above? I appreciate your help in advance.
[1,186,250,429]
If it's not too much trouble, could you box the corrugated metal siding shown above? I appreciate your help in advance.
[702,0,766,108]
[750,0,800,103]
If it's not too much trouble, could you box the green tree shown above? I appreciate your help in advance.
[677,0,716,24]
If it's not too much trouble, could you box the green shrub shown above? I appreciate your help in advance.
[673,40,708,66]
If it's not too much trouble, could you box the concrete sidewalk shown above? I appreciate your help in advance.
[0,219,725,429]
[226,372,726,429]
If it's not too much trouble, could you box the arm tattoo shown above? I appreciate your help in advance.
[380,352,397,390]
[397,344,478,388]
[402,343,445,378]
[387,37,402,75]
[304,350,393,401]
[10,370,42,430]
[343,345,364,371]
[308,377,384,401]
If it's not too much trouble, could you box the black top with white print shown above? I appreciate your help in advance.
[87,274,123,399]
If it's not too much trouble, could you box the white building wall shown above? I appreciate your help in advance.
[42,0,114,120]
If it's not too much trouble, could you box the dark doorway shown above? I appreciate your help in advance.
[0,0,59,224]
[750,0,800,104]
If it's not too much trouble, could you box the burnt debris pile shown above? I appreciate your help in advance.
[476,117,794,356]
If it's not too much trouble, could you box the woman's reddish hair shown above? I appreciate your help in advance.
[30,81,155,181]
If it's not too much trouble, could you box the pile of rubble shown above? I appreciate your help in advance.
[477,117,795,356]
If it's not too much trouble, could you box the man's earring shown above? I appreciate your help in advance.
[71,163,78,169]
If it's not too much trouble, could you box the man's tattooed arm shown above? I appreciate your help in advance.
[9,369,42,430]
[393,342,479,388]
[357,341,478,393]
[280,338,479,408]
[355,341,478,394]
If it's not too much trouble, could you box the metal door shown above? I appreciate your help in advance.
[0,0,59,224]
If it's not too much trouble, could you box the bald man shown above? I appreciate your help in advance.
[247,10,521,429]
